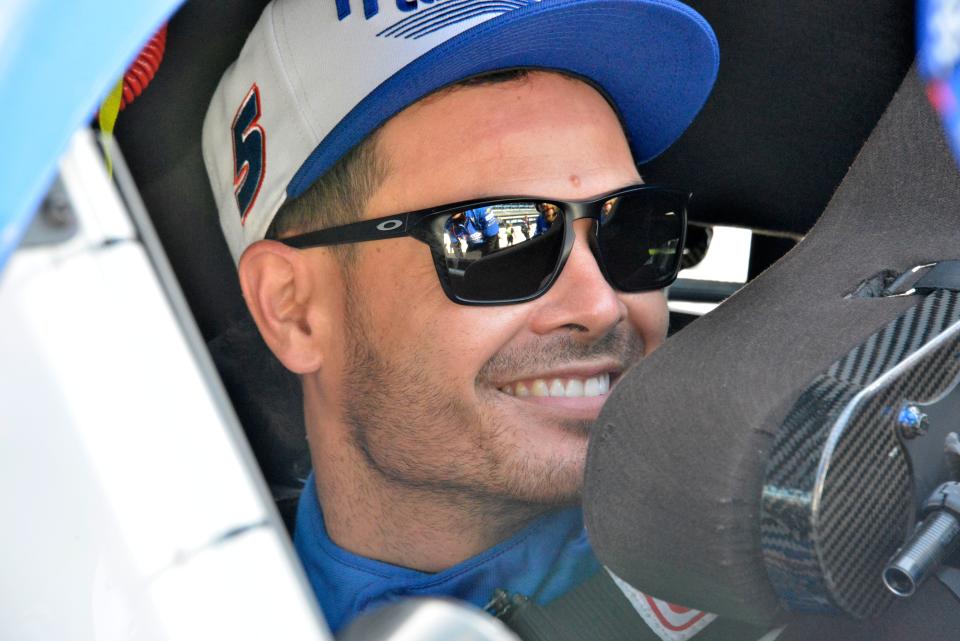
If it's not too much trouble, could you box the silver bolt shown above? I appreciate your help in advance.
[898,404,930,439]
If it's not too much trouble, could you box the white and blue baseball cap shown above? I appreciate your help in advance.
[202,0,719,262]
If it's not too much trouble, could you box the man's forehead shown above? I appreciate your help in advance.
[367,71,638,214]
[396,71,611,142]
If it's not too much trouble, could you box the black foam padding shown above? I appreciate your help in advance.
[643,0,915,236]
[584,66,960,626]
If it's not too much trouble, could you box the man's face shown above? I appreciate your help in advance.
[325,72,668,505]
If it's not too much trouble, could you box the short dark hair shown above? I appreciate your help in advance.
[265,130,385,263]
[265,69,531,253]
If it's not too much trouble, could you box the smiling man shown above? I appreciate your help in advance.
[203,0,717,632]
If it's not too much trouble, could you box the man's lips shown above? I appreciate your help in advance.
[488,365,623,419]
[499,372,612,399]
[498,372,616,421]
[492,362,621,397]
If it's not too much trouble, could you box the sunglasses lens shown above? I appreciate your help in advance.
[428,202,565,303]
[595,190,686,291]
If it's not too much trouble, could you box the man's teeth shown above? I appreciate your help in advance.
[501,374,611,398]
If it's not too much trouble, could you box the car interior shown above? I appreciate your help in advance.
[110,0,960,638]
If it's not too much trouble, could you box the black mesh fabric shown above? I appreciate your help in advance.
[583,66,960,630]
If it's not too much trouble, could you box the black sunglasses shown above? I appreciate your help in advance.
[280,184,689,306]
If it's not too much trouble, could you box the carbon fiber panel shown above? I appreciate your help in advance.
[761,290,960,618]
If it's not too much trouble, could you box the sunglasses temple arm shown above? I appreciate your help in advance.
[280,213,416,249]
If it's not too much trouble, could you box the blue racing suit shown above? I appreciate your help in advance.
[467,207,500,242]
[535,212,557,236]
[446,208,500,251]
[293,475,600,633]
[446,215,484,249]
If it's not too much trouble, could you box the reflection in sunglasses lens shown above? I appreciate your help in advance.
[600,196,619,222]
[435,202,564,302]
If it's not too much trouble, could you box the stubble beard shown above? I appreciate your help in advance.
[339,287,644,516]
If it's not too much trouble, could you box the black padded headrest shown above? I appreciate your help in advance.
[645,0,915,236]
[583,66,960,626]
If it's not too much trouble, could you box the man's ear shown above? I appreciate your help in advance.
[238,240,340,374]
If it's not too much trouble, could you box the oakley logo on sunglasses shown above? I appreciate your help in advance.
[377,219,404,231]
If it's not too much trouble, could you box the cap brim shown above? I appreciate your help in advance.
[288,0,719,199]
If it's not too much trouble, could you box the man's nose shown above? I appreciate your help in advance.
[528,219,627,338]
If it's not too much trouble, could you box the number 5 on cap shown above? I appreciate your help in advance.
[231,83,266,224]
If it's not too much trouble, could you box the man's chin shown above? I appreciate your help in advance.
[503,430,589,504]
